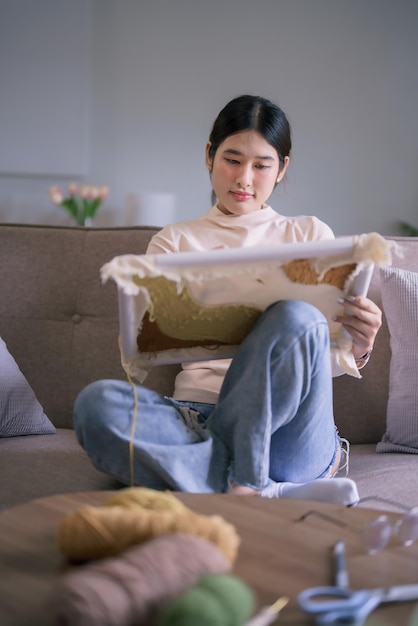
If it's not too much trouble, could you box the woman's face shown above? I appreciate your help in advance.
[206,130,289,216]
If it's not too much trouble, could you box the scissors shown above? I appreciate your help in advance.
[298,540,418,625]
[298,583,418,625]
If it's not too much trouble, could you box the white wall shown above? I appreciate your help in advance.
[0,0,89,177]
[0,0,417,235]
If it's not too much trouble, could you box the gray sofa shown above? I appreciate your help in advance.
[1,224,417,511]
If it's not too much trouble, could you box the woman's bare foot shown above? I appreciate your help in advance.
[228,481,261,496]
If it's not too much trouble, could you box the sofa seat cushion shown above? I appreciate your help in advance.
[349,444,418,510]
[1,438,415,512]
[0,429,121,510]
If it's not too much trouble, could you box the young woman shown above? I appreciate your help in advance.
[73,95,381,505]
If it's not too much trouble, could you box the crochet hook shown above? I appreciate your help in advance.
[245,596,289,626]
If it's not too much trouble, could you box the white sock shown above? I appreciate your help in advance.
[261,477,359,506]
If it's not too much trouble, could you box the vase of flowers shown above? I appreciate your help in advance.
[49,182,109,226]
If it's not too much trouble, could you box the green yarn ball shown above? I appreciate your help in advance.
[156,573,255,626]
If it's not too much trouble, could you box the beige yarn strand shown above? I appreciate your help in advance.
[118,334,139,486]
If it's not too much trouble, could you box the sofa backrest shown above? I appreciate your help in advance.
[333,236,418,443]
[0,225,176,429]
[1,225,417,442]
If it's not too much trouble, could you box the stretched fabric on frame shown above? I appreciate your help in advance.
[101,232,393,383]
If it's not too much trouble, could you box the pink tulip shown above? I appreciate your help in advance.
[49,186,64,205]
[68,181,79,196]
[90,186,100,200]
[98,185,109,201]
[79,184,93,199]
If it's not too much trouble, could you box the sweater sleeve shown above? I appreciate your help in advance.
[146,226,179,254]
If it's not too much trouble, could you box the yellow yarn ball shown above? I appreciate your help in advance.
[105,487,189,514]
[57,505,240,564]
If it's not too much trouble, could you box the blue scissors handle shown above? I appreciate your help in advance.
[299,586,367,612]
[298,586,382,625]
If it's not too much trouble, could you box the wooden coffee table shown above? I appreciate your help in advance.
[1,491,418,625]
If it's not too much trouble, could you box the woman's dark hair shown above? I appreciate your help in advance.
[207,95,292,204]
[208,94,292,167]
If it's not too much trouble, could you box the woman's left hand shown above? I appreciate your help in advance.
[334,295,382,360]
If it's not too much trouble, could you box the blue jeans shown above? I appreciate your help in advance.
[73,300,338,493]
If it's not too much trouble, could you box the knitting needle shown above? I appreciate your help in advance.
[245,596,289,626]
